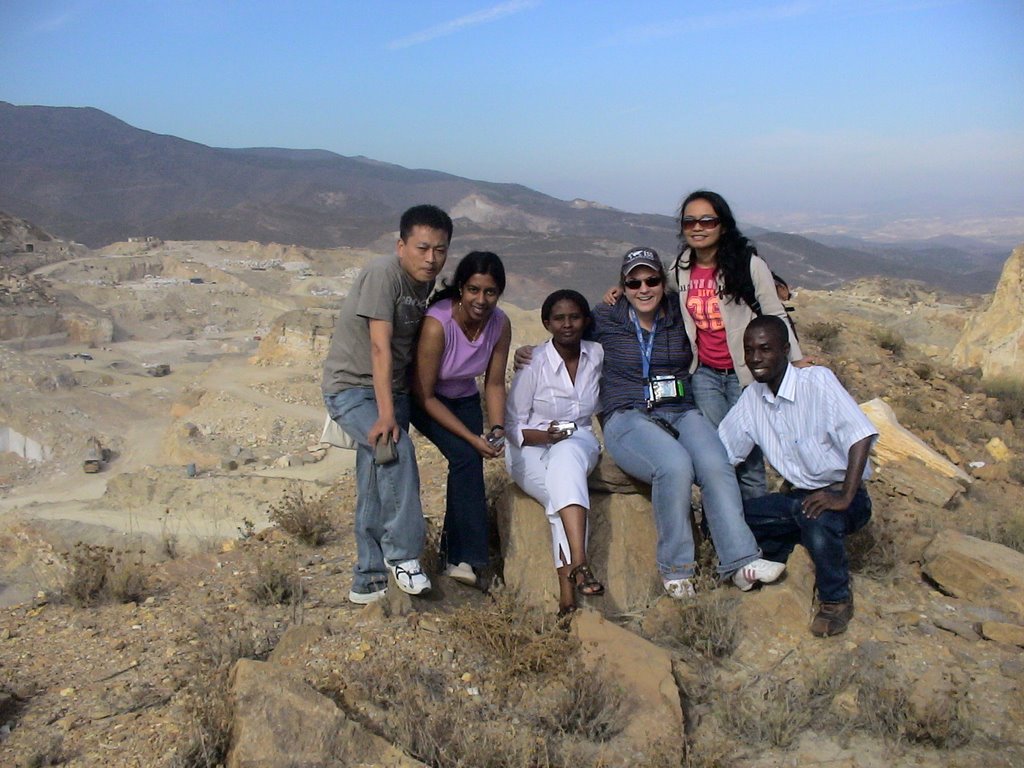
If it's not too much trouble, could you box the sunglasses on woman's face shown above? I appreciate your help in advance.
[623,275,663,290]
[682,216,721,231]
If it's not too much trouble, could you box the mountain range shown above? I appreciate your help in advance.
[0,101,1008,301]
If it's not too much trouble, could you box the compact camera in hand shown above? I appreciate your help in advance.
[552,420,577,436]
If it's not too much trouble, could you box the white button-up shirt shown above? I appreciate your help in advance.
[506,339,603,448]
[718,364,878,490]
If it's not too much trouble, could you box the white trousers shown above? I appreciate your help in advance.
[506,429,600,567]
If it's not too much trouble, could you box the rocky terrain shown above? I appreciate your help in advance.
[0,222,1022,767]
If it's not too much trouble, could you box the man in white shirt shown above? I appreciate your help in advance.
[718,315,878,637]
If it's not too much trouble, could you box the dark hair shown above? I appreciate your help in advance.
[541,289,591,325]
[677,190,756,305]
[429,251,506,306]
[745,314,790,348]
[400,204,453,242]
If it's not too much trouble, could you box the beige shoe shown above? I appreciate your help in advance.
[443,561,477,587]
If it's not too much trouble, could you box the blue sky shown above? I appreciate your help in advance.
[2,0,1022,242]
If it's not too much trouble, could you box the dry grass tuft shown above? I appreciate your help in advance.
[647,588,741,661]
[716,676,813,749]
[446,589,577,679]
[967,510,1024,554]
[60,543,148,606]
[847,520,900,580]
[267,489,335,546]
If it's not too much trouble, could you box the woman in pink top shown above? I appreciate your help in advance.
[670,190,805,499]
[411,252,512,587]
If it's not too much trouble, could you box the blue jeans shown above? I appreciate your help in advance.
[742,486,872,603]
[691,364,767,500]
[411,393,490,569]
[603,407,761,580]
[324,388,425,594]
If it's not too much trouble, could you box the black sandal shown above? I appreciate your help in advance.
[569,564,605,597]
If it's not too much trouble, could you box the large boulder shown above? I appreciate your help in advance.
[922,529,1024,619]
[227,658,423,768]
[951,245,1024,378]
[497,484,663,613]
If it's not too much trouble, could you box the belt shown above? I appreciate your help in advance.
[701,364,735,375]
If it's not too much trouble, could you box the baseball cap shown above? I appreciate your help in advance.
[620,247,663,277]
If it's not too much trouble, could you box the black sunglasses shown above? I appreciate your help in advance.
[624,275,664,290]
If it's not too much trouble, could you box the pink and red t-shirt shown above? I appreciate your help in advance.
[685,265,733,370]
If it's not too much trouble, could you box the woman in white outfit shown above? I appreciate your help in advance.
[506,289,604,616]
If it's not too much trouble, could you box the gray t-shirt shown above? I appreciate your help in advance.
[321,255,433,395]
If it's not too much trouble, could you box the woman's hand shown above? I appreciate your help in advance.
[513,345,534,371]
[546,421,571,445]
[602,285,622,305]
[472,433,502,458]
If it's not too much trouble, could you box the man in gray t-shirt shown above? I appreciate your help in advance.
[323,204,452,604]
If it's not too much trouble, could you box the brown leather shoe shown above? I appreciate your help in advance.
[810,601,854,637]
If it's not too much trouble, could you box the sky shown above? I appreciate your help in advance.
[2,0,1022,243]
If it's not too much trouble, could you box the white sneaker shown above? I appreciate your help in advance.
[732,559,786,592]
[387,559,432,595]
[443,561,477,586]
[348,585,387,605]
[664,578,696,599]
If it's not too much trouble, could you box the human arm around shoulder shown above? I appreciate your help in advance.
[368,318,399,446]
[412,317,499,458]
[481,316,512,456]
[749,256,805,362]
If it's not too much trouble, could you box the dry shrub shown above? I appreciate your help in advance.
[540,658,628,743]
[872,327,906,355]
[982,375,1024,423]
[248,553,301,605]
[446,589,577,679]
[805,321,842,353]
[267,489,334,546]
[60,543,148,606]
[912,362,934,381]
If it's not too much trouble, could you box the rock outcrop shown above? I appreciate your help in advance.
[860,397,971,507]
[951,245,1024,378]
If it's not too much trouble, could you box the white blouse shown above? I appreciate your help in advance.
[505,340,603,448]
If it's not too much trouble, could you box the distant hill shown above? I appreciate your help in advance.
[0,101,1004,301]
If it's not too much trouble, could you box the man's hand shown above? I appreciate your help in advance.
[792,356,815,368]
[602,285,621,305]
[368,415,400,448]
[801,489,849,519]
[513,345,535,371]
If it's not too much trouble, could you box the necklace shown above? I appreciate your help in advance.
[457,301,483,342]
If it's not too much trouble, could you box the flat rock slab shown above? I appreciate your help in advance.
[228,658,424,768]
[922,529,1024,619]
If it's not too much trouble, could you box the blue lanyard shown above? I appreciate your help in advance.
[629,307,658,380]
